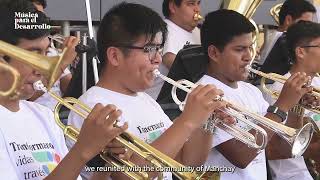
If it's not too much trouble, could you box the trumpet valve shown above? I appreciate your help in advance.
[213,95,223,101]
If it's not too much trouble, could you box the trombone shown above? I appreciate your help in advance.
[0,40,219,180]
[0,40,67,89]
[0,62,20,97]
[249,67,320,115]
[153,69,314,157]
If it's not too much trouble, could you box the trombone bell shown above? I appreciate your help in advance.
[0,62,20,97]
[0,40,67,89]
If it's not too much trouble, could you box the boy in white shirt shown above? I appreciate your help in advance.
[68,2,233,180]
[198,9,313,180]
[0,1,127,179]
[146,0,201,99]
[263,20,320,180]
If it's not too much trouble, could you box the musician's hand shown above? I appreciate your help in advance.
[276,72,313,112]
[181,84,227,129]
[104,139,133,160]
[301,93,320,108]
[74,104,128,161]
[215,109,236,125]
[60,36,80,68]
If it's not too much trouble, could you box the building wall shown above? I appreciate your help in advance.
[45,0,286,25]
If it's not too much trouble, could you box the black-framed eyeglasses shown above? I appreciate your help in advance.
[300,45,320,49]
[112,44,163,61]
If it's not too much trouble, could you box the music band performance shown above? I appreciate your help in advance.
[0,0,320,180]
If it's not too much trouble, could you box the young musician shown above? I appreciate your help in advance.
[68,2,233,179]
[0,1,127,179]
[198,9,313,180]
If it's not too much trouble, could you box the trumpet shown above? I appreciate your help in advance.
[153,69,314,157]
[249,67,320,115]
[0,40,219,180]
[0,62,20,98]
[33,81,219,180]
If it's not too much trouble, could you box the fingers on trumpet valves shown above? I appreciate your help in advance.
[214,109,237,125]
[301,93,320,108]
[89,104,127,130]
[284,72,313,97]
[105,140,131,160]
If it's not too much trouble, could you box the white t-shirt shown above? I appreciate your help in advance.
[67,86,173,180]
[145,19,201,99]
[198,75,269,180]
[35,68,71,111]
[0,100,72,180]
[262,72,317,180]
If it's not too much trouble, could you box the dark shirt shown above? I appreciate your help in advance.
[260,33,291,75]
[156,45,207,120]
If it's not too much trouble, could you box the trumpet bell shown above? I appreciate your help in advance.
[291,123,314,157]
[0,40,67,89]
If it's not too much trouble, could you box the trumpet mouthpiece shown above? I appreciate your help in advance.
[245,65,252,72]
[153,69,160,77]
[194,13,202,21]
[33,80,47,92]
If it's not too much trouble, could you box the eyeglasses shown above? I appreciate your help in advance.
[300,45,320,49]
[112,44,163,61]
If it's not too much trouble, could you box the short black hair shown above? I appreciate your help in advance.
[29,0,47,9]
[0,0,50,46]
[279,0,316,26]
[97,2,167,71]
[286,20,320,63]
[162,0,183,18]
[201,9,255,53]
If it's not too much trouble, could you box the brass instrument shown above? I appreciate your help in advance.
[0,62,20,97]
[0,40,67,89]
[250,67,320,115]
[154,69,314,157]
[0,40,219,180]
[220,0,262,18]
[270,3,282,25]
[193,13,202,21]
[33,81,219,180]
